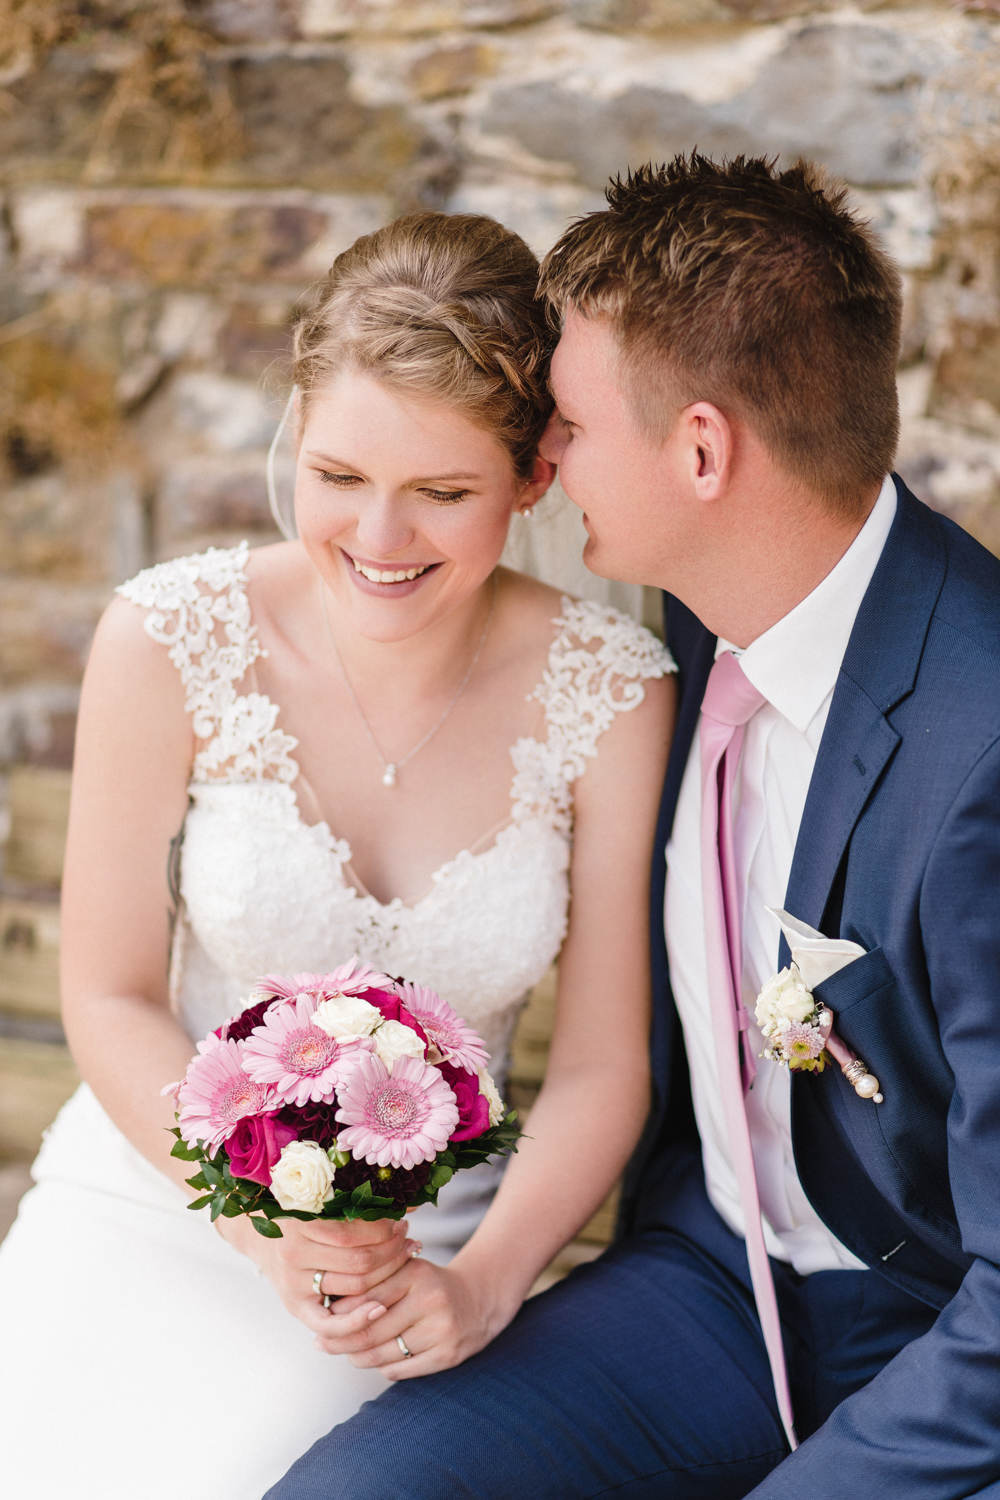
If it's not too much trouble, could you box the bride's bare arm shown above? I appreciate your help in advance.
[60,598,416,1308]
[315,666,676,1372]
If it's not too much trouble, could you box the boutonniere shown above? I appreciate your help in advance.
[754,909,883,1104]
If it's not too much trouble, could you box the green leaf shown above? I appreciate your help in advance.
[170,1138,202,1161]
[184,1170,210,1190]
[202,1161,224,1187]
[186,1194,214,1211]
[351,1181,373,1204]
[209,1193,227,1222]
[250,1215,283,1238]
[221,1198,243,1217]
[429,1163,454,1191]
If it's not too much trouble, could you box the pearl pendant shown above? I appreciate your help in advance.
[382,764,397,787]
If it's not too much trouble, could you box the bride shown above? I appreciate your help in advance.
[0,211,674,1499]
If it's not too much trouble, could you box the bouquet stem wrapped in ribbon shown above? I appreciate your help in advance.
[164,959,520,1236]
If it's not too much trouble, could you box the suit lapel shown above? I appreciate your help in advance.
[781,480,947,953]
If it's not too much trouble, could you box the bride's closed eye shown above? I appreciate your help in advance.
[418,487,470,504]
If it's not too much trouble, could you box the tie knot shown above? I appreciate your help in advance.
[702,651,767,728]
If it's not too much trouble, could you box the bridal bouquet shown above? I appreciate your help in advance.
[165,959,520,1237]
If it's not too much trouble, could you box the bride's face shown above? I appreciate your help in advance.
[294,370,548,643]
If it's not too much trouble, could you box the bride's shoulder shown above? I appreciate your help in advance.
[500,568,675,682]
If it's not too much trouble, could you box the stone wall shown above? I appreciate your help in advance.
[0,0,998,1155]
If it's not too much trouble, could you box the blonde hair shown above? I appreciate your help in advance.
[292,212,554,479]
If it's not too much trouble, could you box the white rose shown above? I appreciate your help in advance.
[755,966,813,1031]
[476,1067,505,1127]
[374,1019,427,1068]
[313,991,384,1041]
[270,1140,336,1213]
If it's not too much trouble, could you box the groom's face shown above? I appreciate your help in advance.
[540,308,687,587]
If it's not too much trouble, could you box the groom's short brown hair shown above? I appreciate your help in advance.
[537,154,902,518]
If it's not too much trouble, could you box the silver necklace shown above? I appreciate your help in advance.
[320,571,498,788]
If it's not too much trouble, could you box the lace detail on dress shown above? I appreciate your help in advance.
[510,596,676,835]
[116,542,299,786]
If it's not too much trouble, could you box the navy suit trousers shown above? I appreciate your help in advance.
[264,1152,936,1500]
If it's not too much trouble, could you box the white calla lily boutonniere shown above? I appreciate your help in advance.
[755,910,884,1104]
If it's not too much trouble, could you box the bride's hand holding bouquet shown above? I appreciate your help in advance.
[166,959,518,1348]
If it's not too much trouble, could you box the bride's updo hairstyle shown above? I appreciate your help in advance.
[292,211,555,480]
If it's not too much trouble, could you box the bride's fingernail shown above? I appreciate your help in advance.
[367,1303,388,1321]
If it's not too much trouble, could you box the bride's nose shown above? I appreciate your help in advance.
[353,494,416,559]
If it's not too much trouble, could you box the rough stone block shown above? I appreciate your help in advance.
[447,178,606,256]
[167,371,279,452]
[0,896,62,1019]
[3,769,72,889]
[157,456,279,546]
[9,190,86,273]
[570,0,728,28]
[933,322,1000,433]
[218,55,450,198]
[190,0,302,41]
[79,201,329,286]
[409,43,498,100]
[0,1037,78,1161]
[301,0,558,37]
[1,48,447,205]
[478,24,925,190]
[0,578,109,689]
[218,299,294,379]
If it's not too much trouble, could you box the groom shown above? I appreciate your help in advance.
[268,157,1000,1496]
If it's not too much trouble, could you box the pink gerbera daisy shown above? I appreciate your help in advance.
[335,1053,460,1170]
[250,958,395,1007]
[396,982,489,1072]
[241,994,374,1106]
[176,1033,280,1152]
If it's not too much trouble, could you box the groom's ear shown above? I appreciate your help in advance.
[681,403,732,501]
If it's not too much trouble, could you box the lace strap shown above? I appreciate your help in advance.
[511,596,676,831]
[116,541,298,785]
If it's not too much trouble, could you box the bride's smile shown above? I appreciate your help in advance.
[294,370,552,644]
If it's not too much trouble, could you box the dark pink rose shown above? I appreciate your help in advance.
[437,1060,490,1142]
[226,1115,298,1185]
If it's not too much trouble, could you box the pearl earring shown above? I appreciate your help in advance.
[520,506,534,520]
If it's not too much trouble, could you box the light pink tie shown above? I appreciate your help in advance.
[700,651,798,1452]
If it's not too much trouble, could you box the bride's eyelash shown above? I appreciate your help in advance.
[317,470,361,487]
[422,488,470,504]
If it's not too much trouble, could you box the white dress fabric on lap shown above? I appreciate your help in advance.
[0,542,671,1500]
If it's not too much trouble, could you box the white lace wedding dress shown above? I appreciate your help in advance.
[0,543,671,1500]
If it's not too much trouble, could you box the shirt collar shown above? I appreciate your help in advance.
[716,474,897,733]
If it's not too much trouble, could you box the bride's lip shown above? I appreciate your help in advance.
[340,550,443,597]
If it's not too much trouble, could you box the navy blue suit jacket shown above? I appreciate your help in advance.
[630,476,1000,1493]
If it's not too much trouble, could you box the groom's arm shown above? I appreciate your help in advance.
[749,736,1000,1499]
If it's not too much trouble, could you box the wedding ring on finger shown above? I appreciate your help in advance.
[312,1269,325,1299]
[396,1335,412,1358]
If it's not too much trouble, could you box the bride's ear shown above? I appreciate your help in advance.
[516,452,558,514]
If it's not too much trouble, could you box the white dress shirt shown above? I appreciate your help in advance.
[664,475,897,1274]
